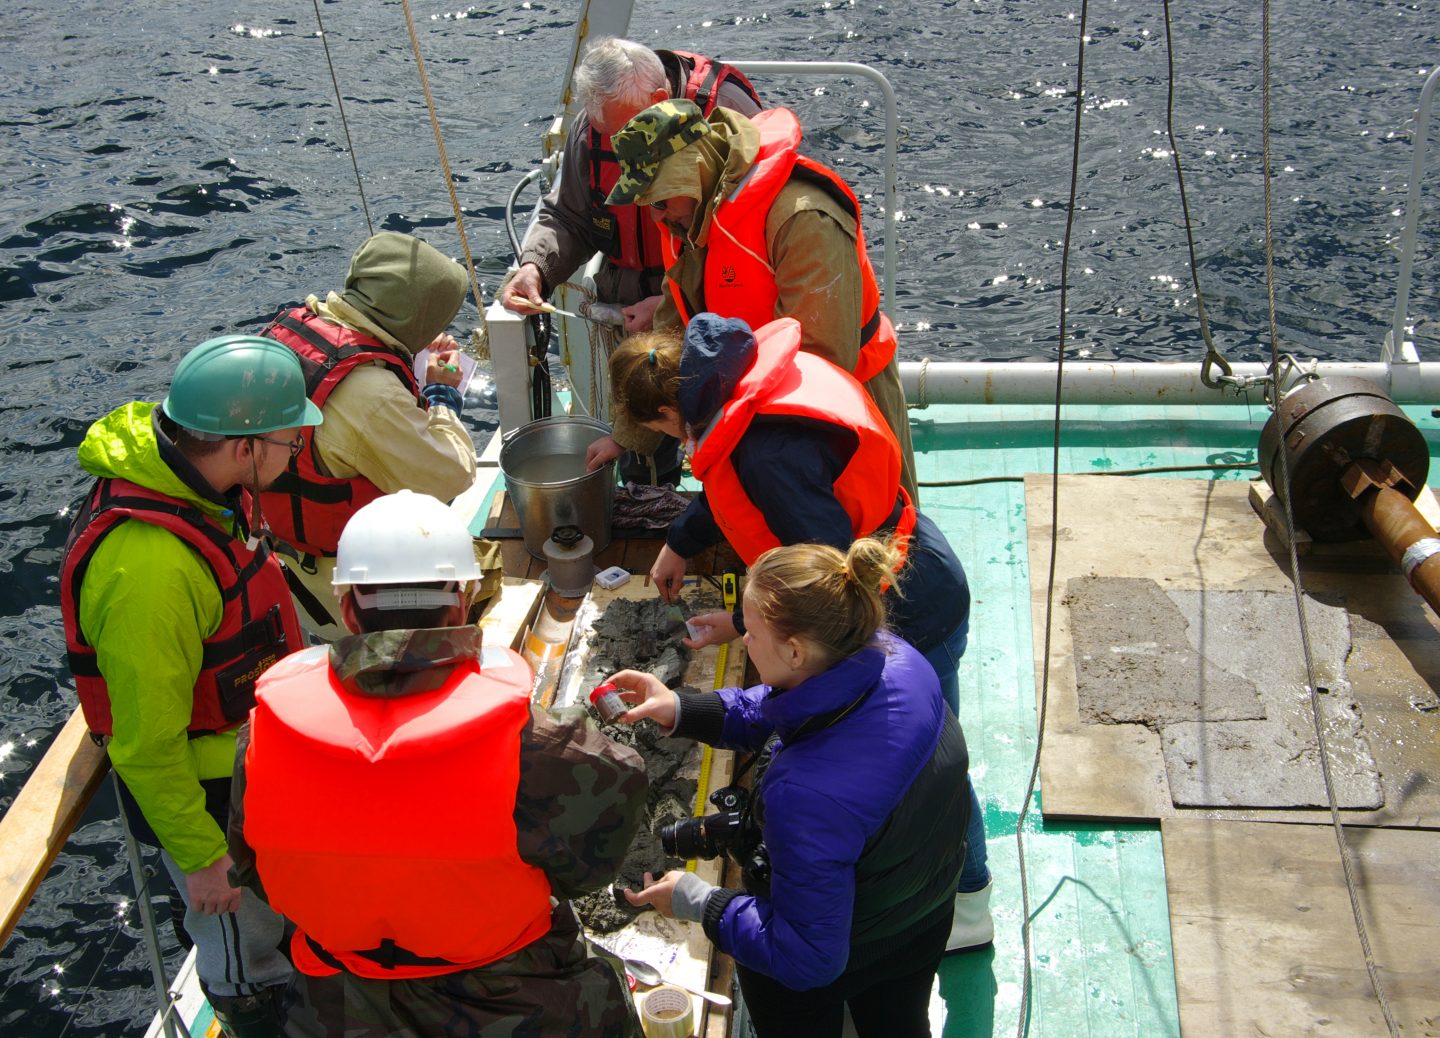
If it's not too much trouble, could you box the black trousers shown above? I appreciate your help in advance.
[736,909,950,1038]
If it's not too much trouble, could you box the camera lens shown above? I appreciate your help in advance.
[659,816,715,859]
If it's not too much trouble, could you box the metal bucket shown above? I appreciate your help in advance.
[499,415,616,559]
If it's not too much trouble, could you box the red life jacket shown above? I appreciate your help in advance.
[586,49,761,277]
[690,318,916,564]
[658,107,899,384]
[243,644,554,980]
[61,478,303,737]
[258,307,423,557]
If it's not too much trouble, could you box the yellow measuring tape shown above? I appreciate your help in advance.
[686,572,737,872]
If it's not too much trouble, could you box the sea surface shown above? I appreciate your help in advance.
[1,0,1436,1033]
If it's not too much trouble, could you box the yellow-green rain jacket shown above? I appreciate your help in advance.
[74,402,242,873]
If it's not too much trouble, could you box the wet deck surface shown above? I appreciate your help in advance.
[470,400,1440,1036]
[925,400,1440,1037]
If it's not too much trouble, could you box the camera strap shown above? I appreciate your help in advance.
[786,684,876,744]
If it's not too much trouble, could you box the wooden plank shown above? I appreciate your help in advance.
[477,577,546,652]
[1247,482,1440,557]
[1164,818,1440,1036]
[1027,474,1440,827]
[0,708,110,948]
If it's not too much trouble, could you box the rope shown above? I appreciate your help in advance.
[310,0,373,237]
[397,0,488,335]
[551,281,624,419]
[1259,1,1399,1032]
[53,906,132,1038]
[1160,0,1232,389]
[919,460,1257,488]
[915,357,931,410]
[1014,2,1089,1033]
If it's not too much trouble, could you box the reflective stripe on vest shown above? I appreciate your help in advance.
[659,107,898,384]
[244,645,554,980]
[258,308,422,557]
[689,318,913,564]
[585,50,762,275]
[60,478,302,737]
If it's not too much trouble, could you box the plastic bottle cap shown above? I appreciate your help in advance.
[589,681,620,704]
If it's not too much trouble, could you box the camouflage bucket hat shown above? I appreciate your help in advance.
[605,99,712,206]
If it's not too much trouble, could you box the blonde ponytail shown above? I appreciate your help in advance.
[746,537,903,669]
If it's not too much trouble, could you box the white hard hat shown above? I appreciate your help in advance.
[333,491,481,608]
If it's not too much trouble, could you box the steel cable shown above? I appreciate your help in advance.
[398,0,488,325]
[1258,1,1399,1032]
[1160,0,1232,388]
[310,0,373,238]
[1014,2,1089,1033]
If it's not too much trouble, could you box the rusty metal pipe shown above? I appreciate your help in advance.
[1356,482,1440,616]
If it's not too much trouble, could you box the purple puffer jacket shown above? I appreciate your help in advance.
[679,633,967,990]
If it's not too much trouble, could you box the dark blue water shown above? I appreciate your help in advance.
[1,1,1435,1033]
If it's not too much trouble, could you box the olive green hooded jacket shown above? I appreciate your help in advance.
[644,109,918,500]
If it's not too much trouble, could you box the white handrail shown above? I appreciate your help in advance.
[728,61,898,310]
[1386,64,1440,364]
[898,358,1440,406]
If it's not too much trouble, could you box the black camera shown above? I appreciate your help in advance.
[659,785,750,860]
[660,784,773,896]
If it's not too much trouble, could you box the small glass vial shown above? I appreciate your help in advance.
[589,681,629,723]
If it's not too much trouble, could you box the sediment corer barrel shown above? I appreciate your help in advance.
[589,681,628,724]
[1259,376,1440,614]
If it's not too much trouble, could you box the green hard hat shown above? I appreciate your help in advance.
[163,335,325,435]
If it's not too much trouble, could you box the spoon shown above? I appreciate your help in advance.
[584,937,733,1007]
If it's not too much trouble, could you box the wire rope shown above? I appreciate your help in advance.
[1013,2,1089,1033]
[397,0,488,327]
[1160,0,1231,388]
[1257,1,1399,1032]
[310,0,374,238]
[53,909,132,1038]
[919,460,1257,488]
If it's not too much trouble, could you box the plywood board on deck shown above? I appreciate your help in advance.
[1027,475,1440,827]
[1163,817,1440,1036]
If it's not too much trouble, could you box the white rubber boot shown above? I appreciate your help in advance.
[945,880,995,953]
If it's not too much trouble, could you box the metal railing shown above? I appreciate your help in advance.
[728,60,899,311]
[1385,63,1440,366]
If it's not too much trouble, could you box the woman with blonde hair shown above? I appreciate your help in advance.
[607,312,991,950]
[610,537,973,1037]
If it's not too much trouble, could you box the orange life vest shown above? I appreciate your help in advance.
[61,478,302,736]
[243,644,554,980]
[586,50,761,276]
[258,307,423,557]
[689,318,916,563]
[658,108,899,384]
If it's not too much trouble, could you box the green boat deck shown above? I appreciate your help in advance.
[918,399,1440,1037]
[471,395,1440,1036]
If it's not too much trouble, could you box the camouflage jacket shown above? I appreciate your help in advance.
[229,625,649,902]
